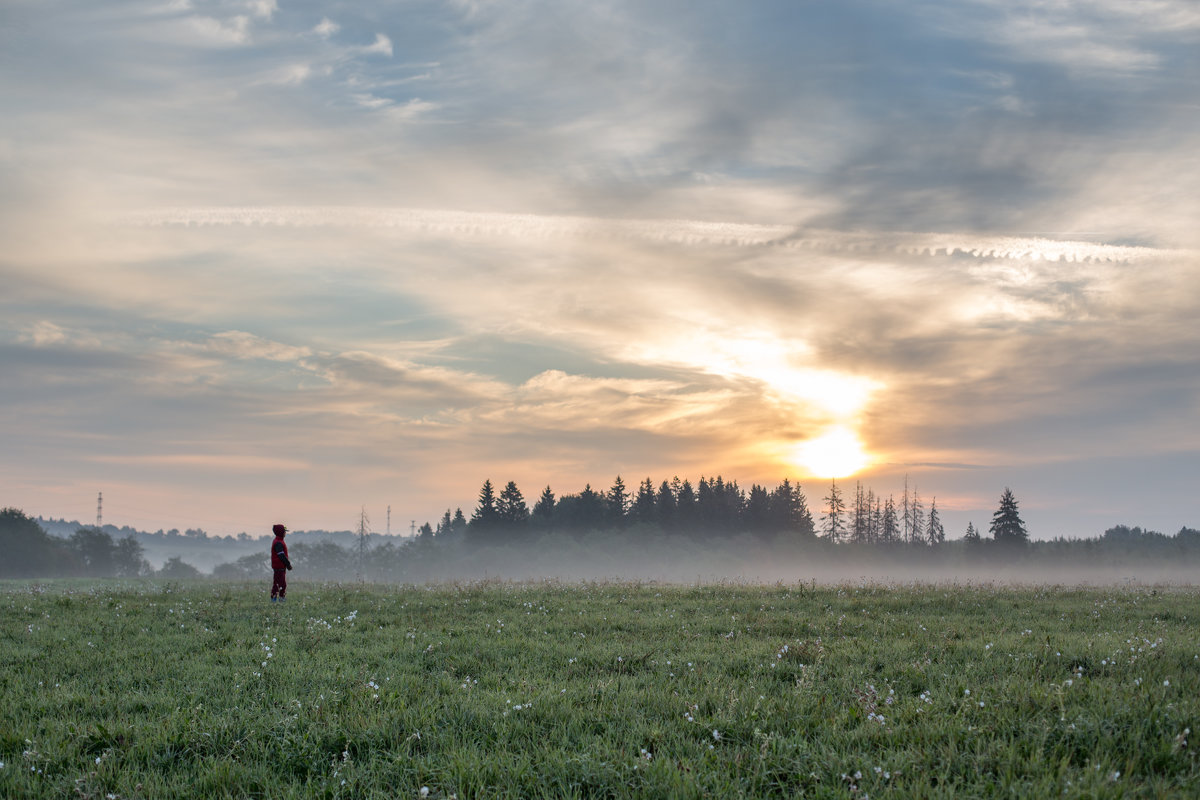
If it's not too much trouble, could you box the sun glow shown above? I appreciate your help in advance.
[792,426,871,478]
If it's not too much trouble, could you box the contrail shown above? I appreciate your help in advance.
[122,206,1188,264]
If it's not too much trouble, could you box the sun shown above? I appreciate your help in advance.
[792,426,871,479]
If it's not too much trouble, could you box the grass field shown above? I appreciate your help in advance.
[3,579,1199,798]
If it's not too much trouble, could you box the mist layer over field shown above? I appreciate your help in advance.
[264,534,1200,588]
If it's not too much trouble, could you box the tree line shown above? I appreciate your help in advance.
[0,508,200,579]
[422,475,1024,548]
[446,475,817,544]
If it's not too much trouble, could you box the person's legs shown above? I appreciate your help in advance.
[271,568,286,600]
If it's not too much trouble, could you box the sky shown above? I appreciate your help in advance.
[2,0,1199,541]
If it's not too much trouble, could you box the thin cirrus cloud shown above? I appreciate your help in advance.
[1,0,1198,537]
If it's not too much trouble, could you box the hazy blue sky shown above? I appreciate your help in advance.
[2,0,1198,540]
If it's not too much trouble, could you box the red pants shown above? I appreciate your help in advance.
[271,568,287,599]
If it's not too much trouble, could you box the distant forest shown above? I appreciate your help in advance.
[4,474,1199,582]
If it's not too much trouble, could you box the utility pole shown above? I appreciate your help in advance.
[96,492,103,529]
[356,507,370,582]
[387,505,391,536]
[410,519,415,538]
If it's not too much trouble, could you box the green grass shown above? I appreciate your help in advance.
[2,579,1199,798]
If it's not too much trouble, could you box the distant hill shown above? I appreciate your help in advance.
[34,517,410,572]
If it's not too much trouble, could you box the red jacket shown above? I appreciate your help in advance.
[271,536,291,570]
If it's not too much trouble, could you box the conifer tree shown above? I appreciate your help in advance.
[532,486,556,529]
[990,488,1028,544]
[910,489,925,544]
[822,479,846,542]
[576,484,606,531]
[656,480,676,528]
[607,476,629,526]
[964,521,979,543]
[796,483,816,538]
[882,495,900,542]
[675,479,697,528]
[631,478,657,525]
[852,482,868,543]
[870,495,883,543]
[497,481,529,527]
[744,484,771,533]
[470,480,499,530]
[927,498,945,545]
[696,477,713,529]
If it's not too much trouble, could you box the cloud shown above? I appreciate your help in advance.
[358,33,393,57]
[181,14,252,46]
[313,17,339,39]
[19,321,70,347]
[245,0,276,21]
[89,453,308,471]
[253,63,315,86]
[205,331,312,362]
[123,206,1189,266]
[926,0,1200,76]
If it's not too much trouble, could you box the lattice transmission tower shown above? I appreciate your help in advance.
[356,507,371,582]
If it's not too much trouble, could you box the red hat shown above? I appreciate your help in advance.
[273,524,288,536]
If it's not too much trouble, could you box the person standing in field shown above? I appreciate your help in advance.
[270,523,292,602]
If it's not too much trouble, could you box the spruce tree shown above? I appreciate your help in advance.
[631,478,657,525]
[910,489,925,544]
[675,480,697,528]
[497,481,529,527]
[656,480,676,528]
[822,479,846,542]
[607,476,629,526]
[989,488,1028,544]
[852,482,867,543]
[576,484,606,531]
[744,484,771,533]
[870,495,883,544]
[794,483,816,539]
[882,495,900,542]
[470,480,499,531]
[927,498,944,545]
[532,486,556,529]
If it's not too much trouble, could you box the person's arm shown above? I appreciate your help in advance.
[274,541,293,570]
